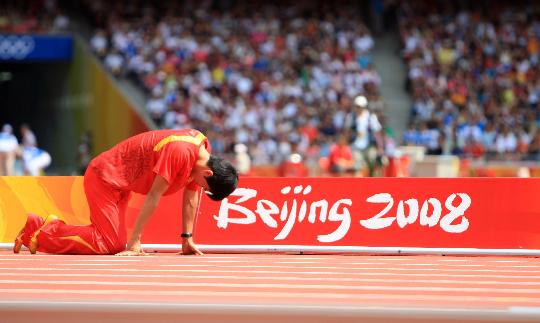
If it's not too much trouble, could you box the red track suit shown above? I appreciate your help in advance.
[20,129,209,254]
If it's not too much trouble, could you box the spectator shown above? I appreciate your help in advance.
[77,131,93,175]
[20,123,36,148]
[278,153,309,177]
[328,135,355,176]
[234,143,251,176]
[350,95,384,176]
[463,137,485,159]
[104,49,124,77]
[90,30,108,58]
[495,125,518,156]
[21,146,51,176]
[0,124,18,176]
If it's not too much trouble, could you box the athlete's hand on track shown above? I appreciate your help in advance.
[115,249,149,256]
[181,238,204,256]
[115,240,149,256]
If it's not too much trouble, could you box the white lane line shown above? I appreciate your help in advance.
[367,258,537,264]
[1,288,539,304]
[0,257,540,273]
[2,279,540,294]
[0,256,330,261]
[2,266,540,278]
[0,259,146,262]
[2,272,540,286]
[3,260,539,269]
[274,261,323,264]
[156,264,540,272]
[1,256,538,263]
[0,259,326,264]
[9,262,537,271]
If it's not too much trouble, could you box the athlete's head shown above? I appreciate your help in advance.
[205,155,238,200]
[195,155,238,201]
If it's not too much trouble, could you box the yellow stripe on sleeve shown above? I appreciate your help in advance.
[153,132,207,152]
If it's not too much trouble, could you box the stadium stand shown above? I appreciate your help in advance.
[0,0,69,34]
[399,0,540,162]
[83,0,387,175]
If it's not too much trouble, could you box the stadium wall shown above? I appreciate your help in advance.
[64,36,150,157]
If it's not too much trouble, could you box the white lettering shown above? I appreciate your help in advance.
[214,188,257,228]
[419,198,442,227]
[297,185,311,222]
[318,199,352,242]
[275,199,297,240]
[396,199,419,228]
[214,186,473,242]
[361,193,471,233]
[308,200,329,223]
[440,193,471,233]
[360,193,395,229]
[256,200,279,228]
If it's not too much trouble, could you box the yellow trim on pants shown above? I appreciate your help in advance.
[59,235,100,254]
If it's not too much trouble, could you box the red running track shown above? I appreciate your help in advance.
[0,250,539,323]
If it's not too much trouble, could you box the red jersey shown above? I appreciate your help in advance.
[328,144,353,166]
[90,129,210,195]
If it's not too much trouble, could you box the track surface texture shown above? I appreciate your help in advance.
[1,250,539,323]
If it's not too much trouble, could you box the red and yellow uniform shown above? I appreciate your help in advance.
[18,129,209,254]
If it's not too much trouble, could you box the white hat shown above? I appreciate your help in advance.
[354,95,368,108]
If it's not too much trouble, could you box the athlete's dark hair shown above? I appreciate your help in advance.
[205,155,239,201]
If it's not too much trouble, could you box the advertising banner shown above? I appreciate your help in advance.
[0,34,73,61]
[1,177,540,253]
[0,177,182,245]
[196,177,540,250]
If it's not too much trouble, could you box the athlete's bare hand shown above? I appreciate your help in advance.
[116,240,148,256]
[115,249,149,256]
[181,238,204,256]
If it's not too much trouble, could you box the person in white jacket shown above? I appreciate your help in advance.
[21,146,51,176]
[0,124,19,175]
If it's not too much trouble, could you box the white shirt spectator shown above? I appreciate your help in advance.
[21,127,37,148]
[53,14,69,31]
[353,109,382,150]
[354,34,374,53]
[236,76,253,95]
[0,125,18,152]
[112,31,129,52]
[495,132,518,153]
[457,124,483,144]
[105,52,124,75]
[22,147,51,176]
[482,130,497,151]
[91,32,108,56]
[146,97,167,117]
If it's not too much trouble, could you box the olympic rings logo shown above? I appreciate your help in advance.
[0,35,35,60]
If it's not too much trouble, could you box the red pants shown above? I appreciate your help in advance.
[22,167,132,254]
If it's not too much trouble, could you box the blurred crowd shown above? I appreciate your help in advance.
[86,0,389,176]
[399,0,540,161]
[0,0,69,34]
[0,123,51,176]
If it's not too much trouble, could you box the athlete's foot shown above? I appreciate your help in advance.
[13,227,25,254]
[28,214,59,254]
